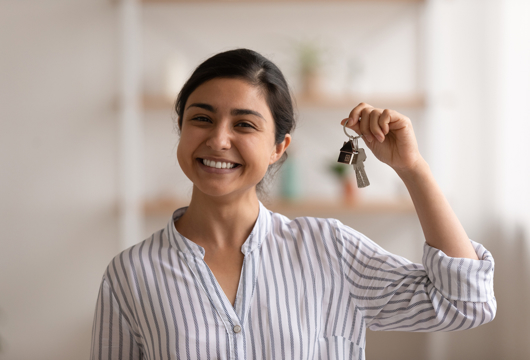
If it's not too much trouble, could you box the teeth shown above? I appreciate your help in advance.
[202,159,236,169]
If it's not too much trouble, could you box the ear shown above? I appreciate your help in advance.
[269,134,291,164]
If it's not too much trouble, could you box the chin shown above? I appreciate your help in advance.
[193,182,258,200]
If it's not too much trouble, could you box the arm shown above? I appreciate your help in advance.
[340,104,495,332]
[396,160,478,259]
[337,221,496,332]
[90,277,142,360]
[342,104,477,259]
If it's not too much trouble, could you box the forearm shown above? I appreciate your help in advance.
[396,158,479,260]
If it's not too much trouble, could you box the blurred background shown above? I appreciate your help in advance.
[1,0,529,359]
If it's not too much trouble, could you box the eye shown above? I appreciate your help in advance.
[191,116,211,123]
[235,122,256,129]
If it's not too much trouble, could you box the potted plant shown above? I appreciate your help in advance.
[329,162,357,205]
[296,41,323,100]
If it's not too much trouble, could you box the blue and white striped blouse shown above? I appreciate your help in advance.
[91,202,496,360]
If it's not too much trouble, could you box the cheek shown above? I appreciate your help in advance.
[244,137,274,165]
[176,138,191,171]
[256,145,277,177]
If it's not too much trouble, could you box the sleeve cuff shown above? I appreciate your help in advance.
[422,240,495,303]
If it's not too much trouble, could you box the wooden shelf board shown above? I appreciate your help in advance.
[142,0,425,4]
[143,96,175,111]
[143,197,415,217]
[142,92,425,111]
[143,198,189,216]
[296,93,425,109]
[267,199,415,216]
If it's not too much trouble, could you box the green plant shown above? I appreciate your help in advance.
[296,41,322,76]
[329,162,351,180]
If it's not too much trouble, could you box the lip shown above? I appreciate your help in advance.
[196,157,242,174]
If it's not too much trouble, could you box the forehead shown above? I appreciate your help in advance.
[185,78,271,116]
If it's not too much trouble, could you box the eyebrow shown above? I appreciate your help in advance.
[186,103,215,112]
[186,103,265,120]
[231,108,265,120]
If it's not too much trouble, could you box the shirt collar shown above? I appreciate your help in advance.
[167,201,272,258]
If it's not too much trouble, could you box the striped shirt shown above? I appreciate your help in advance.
[91,202,496,360]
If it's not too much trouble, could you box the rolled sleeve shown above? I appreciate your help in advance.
[422,240,495,303]
[337,221,497,332]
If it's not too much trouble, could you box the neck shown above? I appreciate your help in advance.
[175,186,260,250]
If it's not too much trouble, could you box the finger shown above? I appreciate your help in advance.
[360,106,374,142]
[369,109,385,142]
[384,109,411,131]
[341,117,361,135]
[347,102,372,131]
[341,116,358,128]
[379,109,392,136]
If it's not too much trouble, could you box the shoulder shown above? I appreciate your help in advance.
[267,209,361,247]
[268,209,392,257]
[266,211,381,274]
[269,209,352,237]
[104,227,169,290]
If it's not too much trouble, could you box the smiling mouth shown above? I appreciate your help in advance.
[200,158,241,169]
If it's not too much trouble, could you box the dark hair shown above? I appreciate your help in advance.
[175,48,296,195]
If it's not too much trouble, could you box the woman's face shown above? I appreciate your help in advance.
[177,78,290,200]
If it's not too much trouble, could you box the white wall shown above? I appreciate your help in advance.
[1,0,529,359]
[422,1,530,359]
[140,1,424,238]
[0,1,119,359]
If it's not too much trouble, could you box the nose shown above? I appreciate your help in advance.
[205,122,232,151]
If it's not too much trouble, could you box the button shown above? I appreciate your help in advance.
[233,325,242,333]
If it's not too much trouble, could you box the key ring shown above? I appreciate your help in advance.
[343,121,362,150]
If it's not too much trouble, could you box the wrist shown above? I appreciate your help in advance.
[394,157,430,183]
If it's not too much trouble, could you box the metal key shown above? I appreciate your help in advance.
[352,147,370,188]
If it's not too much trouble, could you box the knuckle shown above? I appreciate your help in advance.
[370,109,381,118]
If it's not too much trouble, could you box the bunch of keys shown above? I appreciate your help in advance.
[337,122,370,188]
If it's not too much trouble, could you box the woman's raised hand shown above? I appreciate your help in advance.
[341,103,422,173]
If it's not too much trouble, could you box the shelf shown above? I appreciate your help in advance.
[267,198,415,216]
[143,197,416,217]
[142,0,425,3]
[142,95,175,111]
[296,93,425,109]
[143,197,189,216]
[142,92,425,111]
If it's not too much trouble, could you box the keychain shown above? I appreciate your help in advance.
[337,122,370,188]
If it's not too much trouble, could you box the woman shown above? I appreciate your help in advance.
[91,49,496,360]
